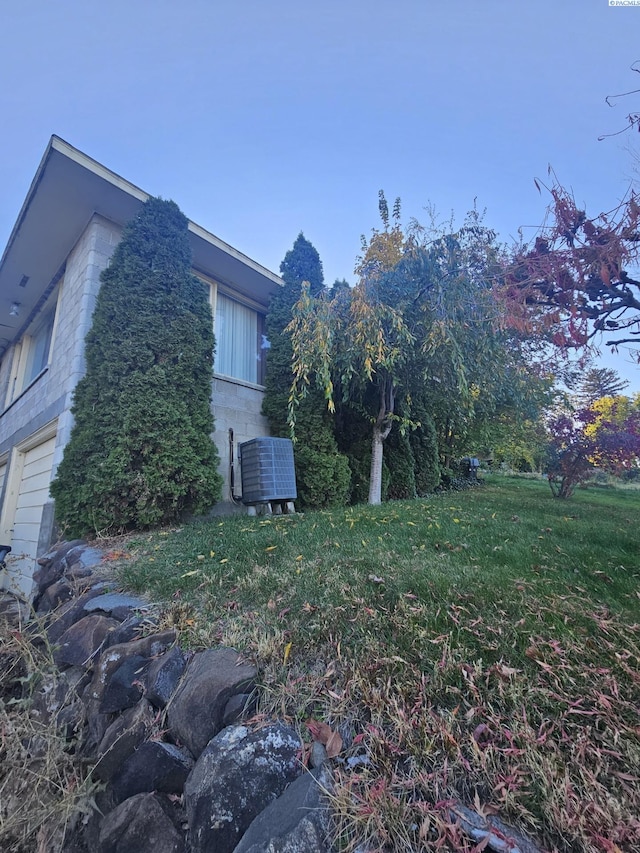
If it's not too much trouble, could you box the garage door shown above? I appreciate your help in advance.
[12,436,56,557]
[7,436,56,599]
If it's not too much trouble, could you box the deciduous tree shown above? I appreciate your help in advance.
[546,399,640,498]
[288,264,413,505]
[288,196,519,504]
[503,180,640,358]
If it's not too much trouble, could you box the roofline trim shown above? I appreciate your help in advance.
[52,136,281,285]
[1,135,282,287]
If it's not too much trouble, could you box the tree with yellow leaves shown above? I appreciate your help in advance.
[287,194,512,504]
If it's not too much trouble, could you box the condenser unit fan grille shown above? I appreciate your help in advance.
[239,437,297,504]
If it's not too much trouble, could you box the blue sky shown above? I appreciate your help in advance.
[1,0,639,391]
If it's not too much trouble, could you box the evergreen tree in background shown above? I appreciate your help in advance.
[577,368,629,406]
[51,198,223,535]
[262,233,350,508]
[333,381,440,501]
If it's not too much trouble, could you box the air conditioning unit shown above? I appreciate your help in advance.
[238,437,297,505]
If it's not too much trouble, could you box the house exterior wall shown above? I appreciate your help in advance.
[0,215,120,465]
[50,215,123,468]
[212,376,270,502]
[0,216,120,579]
[0,212,272,577]
[0,345,12,410]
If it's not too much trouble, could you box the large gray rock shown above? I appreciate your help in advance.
[63,544,104,572]
[81,693,115,757]
[84,592,151,619]
[36,577,74,613]
[64,561,94,583]
[33,560,65,601]
[94,700,155,782]
[46,583,116,645]
[88,630,176,705]
[56,700,86,740]
[111,740,194,803]
[104,615,147,648]
[222,691,256,728]
[97,792,184,853]
[184,723,302,853]
[99,654,148,713]
[234,764,335,853]
[144,645,186,709]
[0,591,31,627]
[31,666,91,725]
[53,614,119,668]
[33,539,86,598]
[168,648,256,757]
[37,539,86,568]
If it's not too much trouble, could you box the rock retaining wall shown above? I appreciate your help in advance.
[1,541,334,853]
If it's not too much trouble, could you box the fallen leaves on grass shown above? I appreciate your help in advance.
[306,718,343,758]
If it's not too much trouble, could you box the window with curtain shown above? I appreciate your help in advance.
[214,292,267,384]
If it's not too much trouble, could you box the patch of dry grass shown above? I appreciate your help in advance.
[0,620,97,853]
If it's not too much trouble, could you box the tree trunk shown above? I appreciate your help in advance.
[368,426,385,505]
[368,376,394,505]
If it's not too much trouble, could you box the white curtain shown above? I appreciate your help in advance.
[215,293,258,383]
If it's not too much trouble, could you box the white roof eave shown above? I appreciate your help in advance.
[0,136,282,353]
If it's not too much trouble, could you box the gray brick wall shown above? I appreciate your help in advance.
[49,216,122,475]
[212,376,270,501]
[0,216,119,463]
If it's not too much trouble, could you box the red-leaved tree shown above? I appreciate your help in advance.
[546,404,640,498]
[502,182,640,357]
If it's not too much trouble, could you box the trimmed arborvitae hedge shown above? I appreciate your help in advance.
[408,398,441,496]
[262,233,350,509]
[50,197,223,535]
[385,427,417,500]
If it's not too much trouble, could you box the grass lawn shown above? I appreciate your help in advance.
[116,476,640,852]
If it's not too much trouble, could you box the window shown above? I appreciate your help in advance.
[214,292,267,385]
[24,311,54,385]
[6,300,57,406]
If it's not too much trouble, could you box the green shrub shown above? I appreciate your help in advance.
[50,198,222,535]
[262,234,350,509]
[385,428,416,500]
[408,401,441,495]
[293,444,351,508]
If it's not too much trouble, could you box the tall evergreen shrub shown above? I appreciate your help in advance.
[262,233,350,508]
[51,198,222,535]
[385,428,417,500]
[409,398,441,495]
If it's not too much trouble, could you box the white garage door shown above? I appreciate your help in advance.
[12,436,56,558]
[6,436,56,599]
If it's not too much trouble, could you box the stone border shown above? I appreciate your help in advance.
[1,540,335,853]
